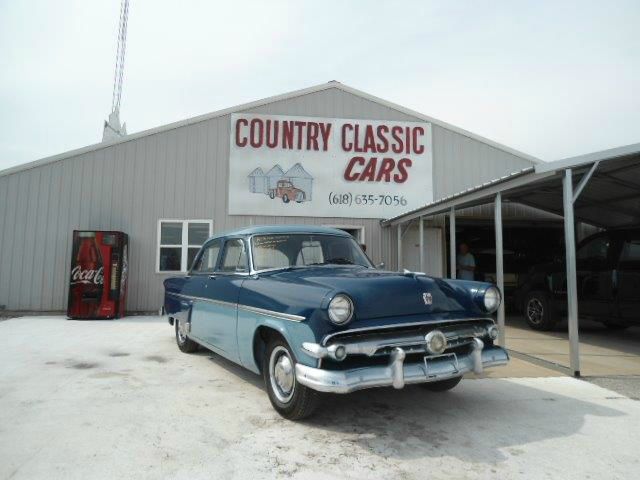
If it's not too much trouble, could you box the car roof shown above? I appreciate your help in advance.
[205,225,353,241]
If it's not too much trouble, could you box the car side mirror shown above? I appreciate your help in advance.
[376,262,385,269]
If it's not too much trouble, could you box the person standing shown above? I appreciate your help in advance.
[457,242,476,280]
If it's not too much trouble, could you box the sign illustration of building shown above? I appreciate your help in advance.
[247,163,313,204]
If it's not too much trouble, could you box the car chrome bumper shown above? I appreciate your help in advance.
[295,339,509,394]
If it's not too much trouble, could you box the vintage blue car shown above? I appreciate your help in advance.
[164,225,508,419]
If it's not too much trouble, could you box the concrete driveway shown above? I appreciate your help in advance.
[506,315,640,376]
[1,316,638,480]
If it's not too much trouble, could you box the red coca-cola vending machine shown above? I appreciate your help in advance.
[67,230,129,319]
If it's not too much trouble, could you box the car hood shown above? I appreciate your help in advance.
[263,266,479,320]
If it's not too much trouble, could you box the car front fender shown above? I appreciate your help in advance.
[237,310,320,374]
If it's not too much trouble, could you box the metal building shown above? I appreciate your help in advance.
[0,82,539,313]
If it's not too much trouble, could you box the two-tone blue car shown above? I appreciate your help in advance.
[164,225,508,420]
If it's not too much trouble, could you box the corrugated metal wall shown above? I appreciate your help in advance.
[0,86,535,311]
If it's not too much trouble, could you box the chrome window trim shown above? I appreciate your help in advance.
[188,237,223,276]
[321,317,495,346]
[166,292,305,322]
[217,237,251,275]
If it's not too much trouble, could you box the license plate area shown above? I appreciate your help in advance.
[423,353,459,378]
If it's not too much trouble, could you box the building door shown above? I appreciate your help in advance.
[402,224,443,277]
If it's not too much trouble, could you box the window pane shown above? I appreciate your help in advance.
[577,236,610,261]
[621,240,640,263]
[187,247,201,271]
[159,247,181,271]
[193,241,221,272]
[220,239,248,272]
[251,234,372,271]
[188,223,210,245]
[161,222,182,245]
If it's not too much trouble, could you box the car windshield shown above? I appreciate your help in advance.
[251,234,373,271]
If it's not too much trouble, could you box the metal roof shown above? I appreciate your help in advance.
[0,81,540,178]
[383,143,640,229]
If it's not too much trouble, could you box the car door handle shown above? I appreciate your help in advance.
[208,274,217,280]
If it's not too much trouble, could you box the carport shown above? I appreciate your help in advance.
[384,143,640,376]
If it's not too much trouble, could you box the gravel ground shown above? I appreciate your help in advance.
[1,316,638,480]
[585,376,640,400]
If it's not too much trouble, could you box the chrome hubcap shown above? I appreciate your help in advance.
[527,298,544,324]
[269,346,295,403]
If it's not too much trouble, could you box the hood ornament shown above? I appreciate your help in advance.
[422,292,433,305]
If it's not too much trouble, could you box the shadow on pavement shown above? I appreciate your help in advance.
[205,350,627,464]
[301,380,626,463]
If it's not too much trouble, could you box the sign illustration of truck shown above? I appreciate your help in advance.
[269,179,306,203]
[248,163,313,204]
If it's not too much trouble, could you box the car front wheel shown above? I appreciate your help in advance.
[175,319,198,353]
[263,337,319,420]
[524,291,558,330]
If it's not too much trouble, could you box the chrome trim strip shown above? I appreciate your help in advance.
[166,292,305,322]
[166,292,236,309]
[237,304,305,322]
[321,317,495,346]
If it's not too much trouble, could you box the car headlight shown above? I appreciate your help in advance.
[483,286,502,313]
[328,294,354,325]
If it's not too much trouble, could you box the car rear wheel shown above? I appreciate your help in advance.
[524,291,558,331]
[420,376,462,392]
[263,337,319,420]
[175,319,198,353]
[269,191,275,199]
[282,194,290,203]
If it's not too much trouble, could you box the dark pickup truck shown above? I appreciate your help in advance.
[514,228,640,330]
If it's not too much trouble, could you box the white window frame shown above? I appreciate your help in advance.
[323,225,365,243]
[156,219,213,273]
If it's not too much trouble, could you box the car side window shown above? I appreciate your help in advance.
[192,239,221,273]
[577,235,611,268]
[219,239,248,273]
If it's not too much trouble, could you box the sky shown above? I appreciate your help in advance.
[0,0,639,171]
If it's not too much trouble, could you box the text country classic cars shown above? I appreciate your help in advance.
[234,116,427,184]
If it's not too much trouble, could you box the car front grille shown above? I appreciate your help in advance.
[319,319,495,370]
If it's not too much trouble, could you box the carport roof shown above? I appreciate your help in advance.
[383,142,640,229]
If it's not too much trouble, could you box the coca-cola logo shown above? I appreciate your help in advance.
[71,266,104,285]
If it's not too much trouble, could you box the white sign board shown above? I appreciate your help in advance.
[228,113,432,219]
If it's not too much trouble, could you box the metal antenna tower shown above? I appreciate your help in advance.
[102,0,130,141]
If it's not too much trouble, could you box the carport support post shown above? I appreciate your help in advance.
[397,223,403,271]
[494,193,506,346]
[563,169,581,376]
[419,217,425,272]
[449,207,456,279]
